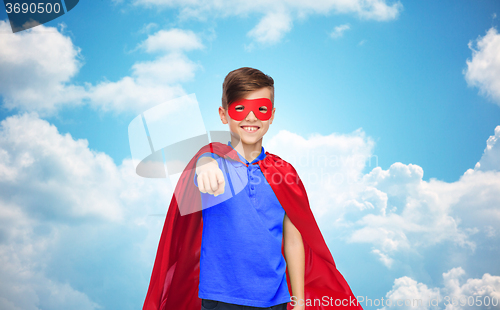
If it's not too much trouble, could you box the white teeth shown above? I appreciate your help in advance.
[242,126,258,132]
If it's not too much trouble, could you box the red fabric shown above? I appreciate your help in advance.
[227,98,273,121]
[143,142,363,310]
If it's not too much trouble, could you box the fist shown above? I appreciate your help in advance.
[195,157,225,196]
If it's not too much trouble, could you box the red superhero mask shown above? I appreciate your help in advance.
[227,98,273,121]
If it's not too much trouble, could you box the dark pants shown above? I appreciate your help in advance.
[201,299,288,310]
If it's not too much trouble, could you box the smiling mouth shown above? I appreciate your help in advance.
[240,126,260,133]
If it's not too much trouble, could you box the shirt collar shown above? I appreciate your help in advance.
[228,141,266,165]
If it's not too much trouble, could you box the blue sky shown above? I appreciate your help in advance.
[1,1,500,310]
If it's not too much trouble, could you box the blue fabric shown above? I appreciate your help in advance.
[201,299,289,310]
[194,142,290,307]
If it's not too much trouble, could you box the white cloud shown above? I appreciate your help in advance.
[345,158,500,266]
[0,112,123,221]
[132,53,200,84]
[77,27,204,114]
[85,76,185,114]
[86,51,200,113]
[474,125,500,172]
[464,27,500,106]
[0,20,86,115]
[372,248,394,268]
[139,28,204,52]
[132,0,402,21]
[330,23,350,38]
[381,268,500,310]
[266,128,377,222]
[138,22,158,34]
[383,276,440,310]
[0,21,204,115]
[129,0,403,44]
[0,240,102,310]
[248,10,293,44]
[266,125,500,269]
[0,113,173,309]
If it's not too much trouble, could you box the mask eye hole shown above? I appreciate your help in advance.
[259,106,268,113]
[235,105,244,112]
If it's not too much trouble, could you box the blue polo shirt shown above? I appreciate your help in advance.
[194,142,290,307]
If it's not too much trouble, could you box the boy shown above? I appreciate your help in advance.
[195,67,303,310]
[143,68,363,310]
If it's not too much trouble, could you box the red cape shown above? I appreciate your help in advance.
[143,142,363,310]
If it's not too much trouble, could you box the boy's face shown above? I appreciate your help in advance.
[219,87,275,146]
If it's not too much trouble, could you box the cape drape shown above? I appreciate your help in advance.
[143,142,363,310]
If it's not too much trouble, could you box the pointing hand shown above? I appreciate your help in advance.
[196,157,225,196]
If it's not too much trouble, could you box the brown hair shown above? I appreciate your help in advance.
[221,67,274,109]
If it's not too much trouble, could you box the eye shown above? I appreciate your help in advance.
[235,105,244,112]
[259,106,268,113]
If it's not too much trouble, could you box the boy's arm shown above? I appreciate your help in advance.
[284,213,305,309]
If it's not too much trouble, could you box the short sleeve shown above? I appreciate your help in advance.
[193,153,221,187]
